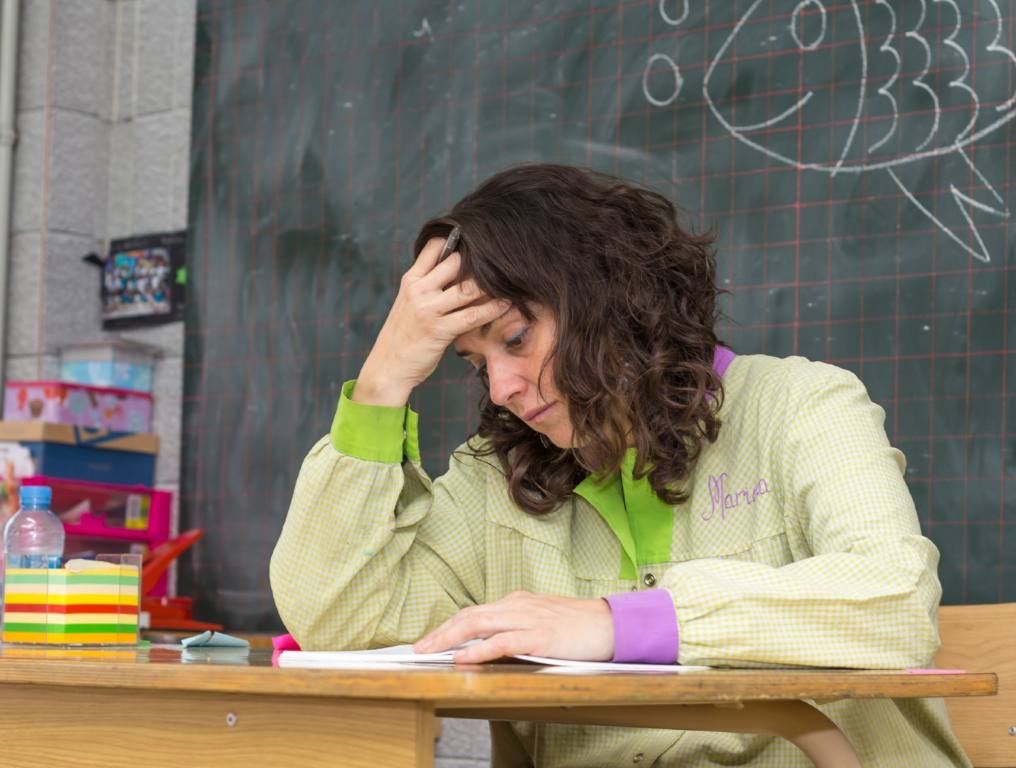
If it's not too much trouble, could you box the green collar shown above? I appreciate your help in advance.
[574,449,676,579]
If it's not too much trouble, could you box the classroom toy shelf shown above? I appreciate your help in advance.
[20,476,172,597]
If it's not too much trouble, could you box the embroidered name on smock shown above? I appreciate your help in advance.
[704,473,772,520]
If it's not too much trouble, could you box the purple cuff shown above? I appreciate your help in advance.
[603,589,679,664]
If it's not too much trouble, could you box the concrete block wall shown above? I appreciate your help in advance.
[6,0,194,500]
[3,2,491,764]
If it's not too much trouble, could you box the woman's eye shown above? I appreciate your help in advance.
[505,327,528,349]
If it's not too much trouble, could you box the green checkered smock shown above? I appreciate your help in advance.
[271,354,970,767]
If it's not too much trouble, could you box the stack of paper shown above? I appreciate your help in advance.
[2,561,139,645]
[278,644,708,673]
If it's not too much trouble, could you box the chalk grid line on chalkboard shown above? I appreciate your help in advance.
[643,0,1015,263]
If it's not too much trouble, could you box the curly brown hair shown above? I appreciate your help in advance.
[414,164,725,515]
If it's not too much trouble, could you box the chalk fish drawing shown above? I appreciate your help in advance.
[647,0,1016,262]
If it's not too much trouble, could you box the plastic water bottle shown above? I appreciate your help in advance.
[3,486,64,570]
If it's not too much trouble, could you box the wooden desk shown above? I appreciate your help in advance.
[0,645,995,768]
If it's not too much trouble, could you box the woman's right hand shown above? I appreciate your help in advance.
[352,236,508,407]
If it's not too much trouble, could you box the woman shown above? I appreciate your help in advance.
[271,164,967,766]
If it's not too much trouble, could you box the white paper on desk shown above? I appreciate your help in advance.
[279,644,457,666]
[278,644,709,673]
[515,655,710,673]
[279,659,456,671]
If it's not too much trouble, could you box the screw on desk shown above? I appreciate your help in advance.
[226,712,238,727]
[1008,726,1016,736]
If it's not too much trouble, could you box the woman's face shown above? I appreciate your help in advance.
[453,304,574,448]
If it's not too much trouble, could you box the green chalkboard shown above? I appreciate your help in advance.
[184,0,1016,629]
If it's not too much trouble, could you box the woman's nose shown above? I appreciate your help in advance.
[486,361,524,407]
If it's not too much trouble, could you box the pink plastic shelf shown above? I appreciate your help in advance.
[20,475,173,596]
[63,515,161,542]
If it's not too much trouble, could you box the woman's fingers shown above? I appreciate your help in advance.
[406,245,484,315]
[431,278,486,314]
[415,605,526,654]
[408,236,465,289]
[419,248,463,289]
[413,592,616,663]
[406,236,498,322]
[453,631,533,664]
[405,235,451,279]
[441,297,510,337]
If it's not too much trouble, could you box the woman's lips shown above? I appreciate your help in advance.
[523,402,556,423]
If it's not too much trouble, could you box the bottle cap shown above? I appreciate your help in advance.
[19,485,52,507]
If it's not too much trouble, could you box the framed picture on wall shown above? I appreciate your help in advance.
[101,230,187,330]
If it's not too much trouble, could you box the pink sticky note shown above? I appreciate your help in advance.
[906,668,967,674]
[272,632,301,651]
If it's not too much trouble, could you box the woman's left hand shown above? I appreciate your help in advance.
[412,591,615,664]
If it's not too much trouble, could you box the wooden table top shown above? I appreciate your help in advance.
[0,645,997,708]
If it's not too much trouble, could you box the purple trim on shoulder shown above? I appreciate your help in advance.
[603,589,679,664]
[713,345,736,378]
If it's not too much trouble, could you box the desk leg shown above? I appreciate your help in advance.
[439,700,861,768]
[0,683,436,768]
